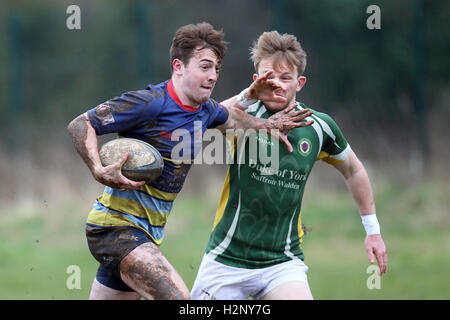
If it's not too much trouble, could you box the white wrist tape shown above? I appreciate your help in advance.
[236,88,257,108]
[361,214,381,235]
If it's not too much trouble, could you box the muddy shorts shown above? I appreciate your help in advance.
[86,223,153,291]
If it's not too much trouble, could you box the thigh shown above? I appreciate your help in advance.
[85,224,151,277]
[119,241,190,300]
[260,281,313,300]
[89,278,141,300]
[257,259,313,300]
[191,255,256,300]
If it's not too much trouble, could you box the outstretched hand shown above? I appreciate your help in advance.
[94,152,146,190]
[267,105,314,152]
[248,71,287,104]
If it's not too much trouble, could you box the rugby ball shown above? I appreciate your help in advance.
[99,138,164,183]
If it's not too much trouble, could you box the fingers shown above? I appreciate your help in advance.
[119,179,146,190]
[375,249,388,275]
[291,110,313,120]
[268,130,293,153]
[99,152,147,190]
[367,248,375,265]
[270,94,287,104]
[260,70,273,81]
[110,175,146,190]
[117,152,130,168]
[283,104,297,114]
[366,237,388,276]
[278,134,293,153]
[292,120,314,128]
[281,136,293,153]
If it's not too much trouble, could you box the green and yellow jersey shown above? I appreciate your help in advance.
[205,101,351,268]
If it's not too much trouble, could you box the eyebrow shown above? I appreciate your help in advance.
[261,69,293,75]
[199,58,215,64]
[199,59,221,67]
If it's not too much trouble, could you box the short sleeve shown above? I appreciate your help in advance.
[87,89,163,135]
[313,112,351,166]
[207,100,229,128]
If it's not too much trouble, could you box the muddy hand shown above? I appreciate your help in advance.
[267,107,314,152]
[95,152,146,190]
[249,71,287,104]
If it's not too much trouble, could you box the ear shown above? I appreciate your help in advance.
[253,73,258,81]
[296,76,307,92]
[172,59,183,75]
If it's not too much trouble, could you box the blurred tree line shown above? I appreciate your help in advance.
[0,0,448,176]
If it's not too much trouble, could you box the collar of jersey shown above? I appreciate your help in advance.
[167,79,200,112]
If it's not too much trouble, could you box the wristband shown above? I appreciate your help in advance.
[236,88,257,108]
[361,214,380,235]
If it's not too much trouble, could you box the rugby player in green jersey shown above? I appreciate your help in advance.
[191,31,388,300]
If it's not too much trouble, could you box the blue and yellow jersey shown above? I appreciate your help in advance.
[86,79,229,245]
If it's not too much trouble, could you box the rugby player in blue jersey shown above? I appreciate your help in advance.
[67,22,312,300]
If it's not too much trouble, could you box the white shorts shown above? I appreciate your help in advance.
[191,254,310,300]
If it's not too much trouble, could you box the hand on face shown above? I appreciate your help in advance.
[252,57,306,113]
[248,71,287,105]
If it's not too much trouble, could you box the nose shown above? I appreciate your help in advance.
[271,79,285,93]
[271,78,283,88]
[208,69,218,82]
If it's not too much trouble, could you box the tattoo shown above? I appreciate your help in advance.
[68,114,95,170]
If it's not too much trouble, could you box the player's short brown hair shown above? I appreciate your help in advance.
[250,31,307,76]
[170,22,227,71]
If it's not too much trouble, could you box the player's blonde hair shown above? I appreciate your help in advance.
[250,31,307,76]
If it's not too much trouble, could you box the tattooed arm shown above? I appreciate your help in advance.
[217,105,312,153]
[67,113,145,189]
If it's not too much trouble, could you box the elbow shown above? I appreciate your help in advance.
[67,113,89,139]
[67,118,75,133]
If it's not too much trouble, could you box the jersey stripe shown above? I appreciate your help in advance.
[313,115,336,141]
[211,169,231,231]
[255,105,267,118]
[284,207,301,260]
[247,101,260,113]
[297,211,304,248]
[309,115,324,157]
[207,192,242,260]
[104,187,173,214]
[142,184,178,201]
[88,201,165,244]
[331,144,352,160]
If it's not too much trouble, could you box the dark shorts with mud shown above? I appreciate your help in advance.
[86,223,153,291]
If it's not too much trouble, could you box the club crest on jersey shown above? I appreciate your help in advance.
[297,138,311,156]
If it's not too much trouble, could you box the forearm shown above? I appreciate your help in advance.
[67,113,103,177]
[227,105,270,131]
[344,164,376,215]
[221,95,243,111]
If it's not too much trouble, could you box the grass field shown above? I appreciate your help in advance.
[0,173,448,300]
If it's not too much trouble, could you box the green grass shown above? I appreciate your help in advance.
[0,179,448,299]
